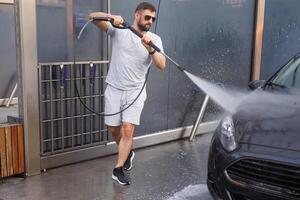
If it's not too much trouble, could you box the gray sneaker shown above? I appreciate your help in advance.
[124,151,135,171]
[112,167,130,185]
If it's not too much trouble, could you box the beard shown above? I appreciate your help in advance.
[138,22,151,32]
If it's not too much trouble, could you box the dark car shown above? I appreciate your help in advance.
[207,53,300,200]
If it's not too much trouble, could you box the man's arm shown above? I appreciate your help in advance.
[88,12,124,31]
[141,35,166,70]
[149,51,166,70]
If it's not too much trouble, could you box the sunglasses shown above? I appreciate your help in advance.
[143,15,156,22]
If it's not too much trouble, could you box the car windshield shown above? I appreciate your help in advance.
[270,56,300,89]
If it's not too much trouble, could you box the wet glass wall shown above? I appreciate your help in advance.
[0,3,17,99]
[261,0,300,80]
[36,0,108,63]
[110,0,255,135]
[36,0,255,137]
[36,0,110,153]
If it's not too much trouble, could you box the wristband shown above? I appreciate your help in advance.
[149,50,156,55]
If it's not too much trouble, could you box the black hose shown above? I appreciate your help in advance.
[74,18,152,116]
[73,67,150,116]
[74,2,163,116]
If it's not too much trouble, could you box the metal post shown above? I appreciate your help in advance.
[15,0,40,176]
[189,94,210,141]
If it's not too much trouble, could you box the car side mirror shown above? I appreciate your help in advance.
[248,80,266,90]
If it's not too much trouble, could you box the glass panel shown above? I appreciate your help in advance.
[36,0,109,63]
[261,0,300,79]
[0,4,18,124]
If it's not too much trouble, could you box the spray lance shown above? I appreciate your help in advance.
[78,17,186,72]
[75,17,199,116]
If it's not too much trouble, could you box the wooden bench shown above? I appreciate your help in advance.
[0,124,25,178]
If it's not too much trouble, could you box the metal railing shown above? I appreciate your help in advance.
[38,61,109,156]
[189,94,210,141]
[189,81,225,141]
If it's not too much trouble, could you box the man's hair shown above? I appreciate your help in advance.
[135,2,156,13]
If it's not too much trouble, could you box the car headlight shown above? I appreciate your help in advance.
[220,116,237,152]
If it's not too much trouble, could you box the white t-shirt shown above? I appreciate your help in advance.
[106,23,164,90]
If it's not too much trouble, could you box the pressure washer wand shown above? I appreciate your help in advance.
[124,21,186,72]
[74,16,188,116]
[88,17,186,72]
[161,52,185,71]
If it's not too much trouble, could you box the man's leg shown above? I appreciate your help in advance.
[109,124,132,185]
[115,122,135,168]
[108,125,122,145]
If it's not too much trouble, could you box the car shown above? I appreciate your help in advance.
[207,52,300,200]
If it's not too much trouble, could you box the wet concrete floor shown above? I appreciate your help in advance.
[0,133,213,200]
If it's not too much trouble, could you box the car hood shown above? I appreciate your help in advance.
[234,92,300,152]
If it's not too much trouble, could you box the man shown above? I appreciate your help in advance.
[88,2,166,185]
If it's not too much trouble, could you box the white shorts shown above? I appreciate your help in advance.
[104,84,147,126]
